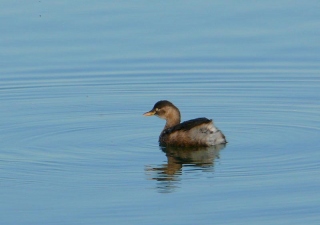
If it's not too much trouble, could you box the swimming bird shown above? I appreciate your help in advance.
[143,100,227,147]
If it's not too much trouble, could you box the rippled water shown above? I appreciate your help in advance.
[1,1,320,225]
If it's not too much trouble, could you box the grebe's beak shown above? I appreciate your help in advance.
[143,110,156,116]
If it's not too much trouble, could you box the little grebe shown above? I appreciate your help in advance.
[143,100,227,147]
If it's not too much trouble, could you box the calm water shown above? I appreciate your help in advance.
[1,1,320,224]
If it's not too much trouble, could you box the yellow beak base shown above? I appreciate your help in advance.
[143,111,156,116]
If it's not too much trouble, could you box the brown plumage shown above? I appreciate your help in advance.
[143,100,227,147]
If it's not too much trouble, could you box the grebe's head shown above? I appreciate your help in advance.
[143,100,180,121]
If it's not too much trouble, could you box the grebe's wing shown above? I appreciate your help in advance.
[165,117,212,133]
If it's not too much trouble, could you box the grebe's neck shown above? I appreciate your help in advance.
[163,108,181,130]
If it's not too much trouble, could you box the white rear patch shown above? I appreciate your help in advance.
[190,121,226,146]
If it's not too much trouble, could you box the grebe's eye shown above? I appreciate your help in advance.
[155,108,159,111]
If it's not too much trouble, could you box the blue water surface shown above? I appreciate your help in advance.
[1,1,320,225]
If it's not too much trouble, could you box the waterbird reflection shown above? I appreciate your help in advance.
[145,144,226,193]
